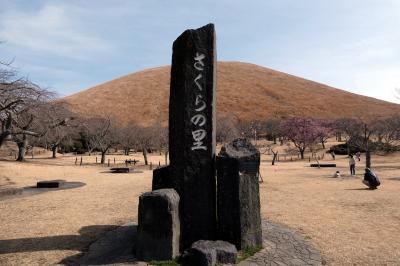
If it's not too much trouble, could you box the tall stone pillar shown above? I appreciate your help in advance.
[169,23,217,249]
[216,139,262,250]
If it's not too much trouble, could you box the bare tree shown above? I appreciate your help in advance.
[235,120,262,145]
[145,122,169,164]
[263,119,280,144]
[83,117,117,164]
[11,102,47,161]
[0,77,53,149]
[333,118,397,169]
[216,115,239,144]
[136,126,156,166]
[117,123,140,156]
[334,118,361,155]
[373,116,400,150]
[39,102,75,158]
[153,124,168,165]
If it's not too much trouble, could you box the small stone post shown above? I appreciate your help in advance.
[136,189,180,261]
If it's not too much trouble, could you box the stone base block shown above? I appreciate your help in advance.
[136,189,180,261]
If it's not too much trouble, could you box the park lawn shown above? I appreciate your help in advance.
[0,147,399,265]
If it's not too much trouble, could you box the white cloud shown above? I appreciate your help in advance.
[0,3,113,60]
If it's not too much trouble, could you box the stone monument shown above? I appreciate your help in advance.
[153,23,217,249]
[140,24,262,263]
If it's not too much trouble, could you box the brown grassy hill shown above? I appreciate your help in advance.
[63,62,400,126]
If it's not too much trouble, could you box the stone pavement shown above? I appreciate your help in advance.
[236,220,324,266]
[68,220,324,266]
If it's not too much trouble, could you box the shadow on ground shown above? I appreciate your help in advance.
[62,223,139,265]
[0,181,86,201]
[0,224,139,265]
[0,225,117,254]
[344,188,374,191]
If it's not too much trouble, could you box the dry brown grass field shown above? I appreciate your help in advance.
[63,62,400,126]
[0,141,400,265]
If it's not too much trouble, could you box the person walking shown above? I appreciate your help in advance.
[349,154,356,176]
[331,150,336,160]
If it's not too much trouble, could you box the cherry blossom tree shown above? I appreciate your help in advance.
[315,119,335,149]
[279,117,321,159]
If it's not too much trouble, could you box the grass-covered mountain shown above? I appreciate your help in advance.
[64,62,400,125]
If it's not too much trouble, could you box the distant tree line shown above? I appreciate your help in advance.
[217,115,400,169]
[2,57,400,169]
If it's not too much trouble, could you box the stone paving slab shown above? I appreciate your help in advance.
[236,220,324,266]
[68,220,324,266]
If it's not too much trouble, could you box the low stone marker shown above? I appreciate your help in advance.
[216,138,262,250]
[181,240,237,266]
[310,163,336,168]
[110,167,130,173]
[37,180,62,188]
[136,189,180,261]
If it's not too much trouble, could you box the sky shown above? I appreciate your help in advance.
[0,0,399,103]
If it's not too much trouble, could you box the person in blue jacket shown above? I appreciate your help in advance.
[362,168,381,189]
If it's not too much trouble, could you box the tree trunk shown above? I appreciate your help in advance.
[338,132,342,142]
[52,145,58,158]
[143,148,148,165]
[366,150,371,168]
[0,115,12,148]
[321,139,325,149]
[273,136,277,144]
[0,131,11,148]
[16,135,28,162]
[279,137,283,145]
[101,151,106,164]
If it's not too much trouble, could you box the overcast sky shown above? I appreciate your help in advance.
[1,0,399,103]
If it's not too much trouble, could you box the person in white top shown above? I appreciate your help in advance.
[349,154,356,176]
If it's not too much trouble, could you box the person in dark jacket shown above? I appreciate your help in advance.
[362,168,381,189]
